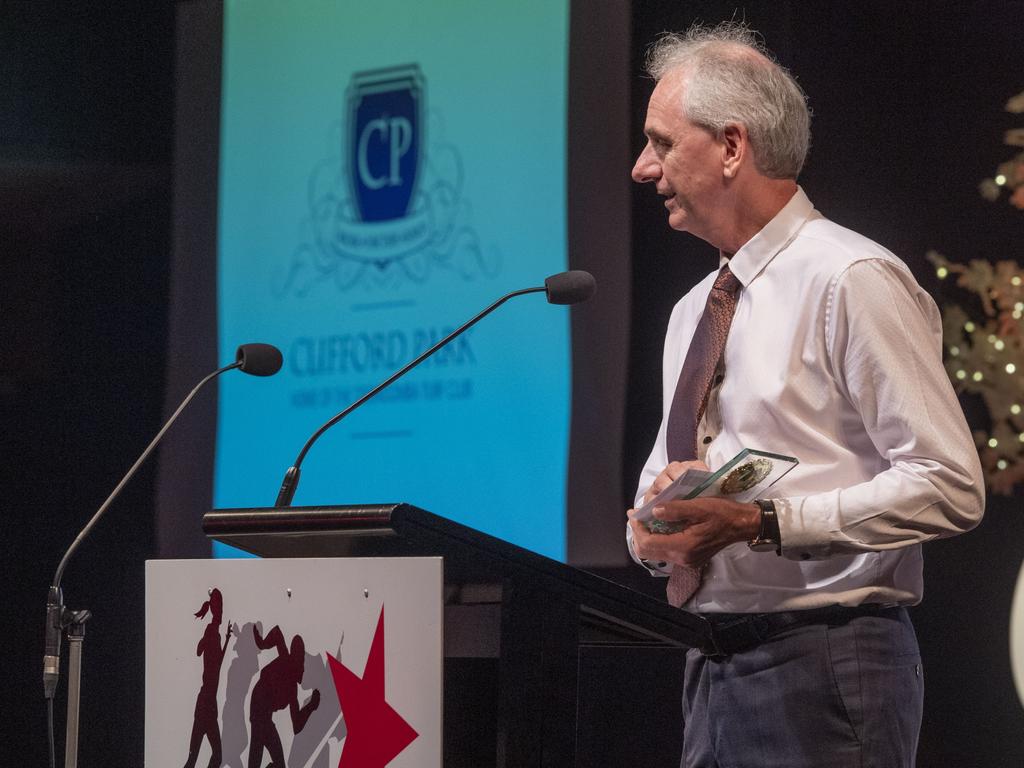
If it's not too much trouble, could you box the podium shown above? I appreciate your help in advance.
[203,503,709,767]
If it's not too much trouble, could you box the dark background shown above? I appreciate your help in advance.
[3,1,1022,766]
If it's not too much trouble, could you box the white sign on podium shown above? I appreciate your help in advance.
[145,557,442,768]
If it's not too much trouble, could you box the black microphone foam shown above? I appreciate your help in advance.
[236,343,283,376]
[544,270,597,305]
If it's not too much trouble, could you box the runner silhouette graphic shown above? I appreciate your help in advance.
[183,588,232,768]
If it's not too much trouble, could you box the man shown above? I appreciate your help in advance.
[626,23,984,768]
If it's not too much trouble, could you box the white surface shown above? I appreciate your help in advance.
[1011,555,1024,710]
[145,557,442,767]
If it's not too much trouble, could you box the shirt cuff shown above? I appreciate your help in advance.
[774,496,833,561]
[626,523,672,576]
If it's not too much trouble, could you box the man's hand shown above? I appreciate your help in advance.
[629,497,761,569]
[642,460,710,504]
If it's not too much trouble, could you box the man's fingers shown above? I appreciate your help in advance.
[628,517,656,558]
[668,460,710,478]
[630,517,698,566]
[651,499,700,522]
[643,460,712,503]
[646,464,689,499]
[635,534,702,568]
[647,477,671,499]
[664,461,690,481]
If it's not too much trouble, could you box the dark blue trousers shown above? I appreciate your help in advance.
[681,607,923,767]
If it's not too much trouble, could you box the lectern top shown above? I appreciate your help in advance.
[203,502,709,648]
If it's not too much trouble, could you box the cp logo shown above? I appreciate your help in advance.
[347,64,423,222]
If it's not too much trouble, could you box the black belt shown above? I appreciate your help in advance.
[696,603,901,658]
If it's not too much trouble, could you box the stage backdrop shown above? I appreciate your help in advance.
[214,0,572,559]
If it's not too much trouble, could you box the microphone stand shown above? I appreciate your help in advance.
[44,358,251,768]
[61,609,90,768]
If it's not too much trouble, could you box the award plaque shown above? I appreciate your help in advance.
[634,448,798,534]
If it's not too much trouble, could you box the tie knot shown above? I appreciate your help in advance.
[714,265,741,294]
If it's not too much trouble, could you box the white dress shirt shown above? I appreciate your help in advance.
[628,187,985,613]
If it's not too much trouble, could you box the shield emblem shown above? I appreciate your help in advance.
[347,64,424,222]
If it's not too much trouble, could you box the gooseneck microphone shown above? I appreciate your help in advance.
[273,270,596,507]
[543,270,598,305]
[43,343,282,700]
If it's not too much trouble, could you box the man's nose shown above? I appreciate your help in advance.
[631,143,659,183]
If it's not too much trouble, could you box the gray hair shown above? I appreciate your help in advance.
[645,22,811,179]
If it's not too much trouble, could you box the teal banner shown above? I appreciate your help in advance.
[216,0,570,559]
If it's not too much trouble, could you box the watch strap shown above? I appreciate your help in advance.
[748,498,781,554]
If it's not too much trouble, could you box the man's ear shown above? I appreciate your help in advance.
[721,123,746,178]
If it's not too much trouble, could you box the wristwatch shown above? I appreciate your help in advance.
[748,499,782,554]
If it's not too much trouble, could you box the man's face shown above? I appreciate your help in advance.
[632,69,725,241]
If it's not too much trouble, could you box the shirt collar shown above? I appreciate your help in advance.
[718,186,815,286]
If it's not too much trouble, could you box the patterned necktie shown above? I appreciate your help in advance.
[665,265,742,608]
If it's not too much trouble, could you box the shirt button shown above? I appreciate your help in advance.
[657,562,667,568]
[714,374,724,386]
[702,436,713,444]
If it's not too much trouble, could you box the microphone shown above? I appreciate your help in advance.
[43,343,281,700]
[545,270,597,305]
[274,270,596,507]
[236,342,283,376]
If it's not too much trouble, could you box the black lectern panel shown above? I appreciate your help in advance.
[204,503,706,767]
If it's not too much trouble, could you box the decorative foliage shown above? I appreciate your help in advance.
[928,252,1024,493]
[929,92,1024,493]
[978,90,1024,210]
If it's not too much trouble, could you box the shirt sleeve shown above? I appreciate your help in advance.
[775,258,985,560]
[626,417,673,576]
